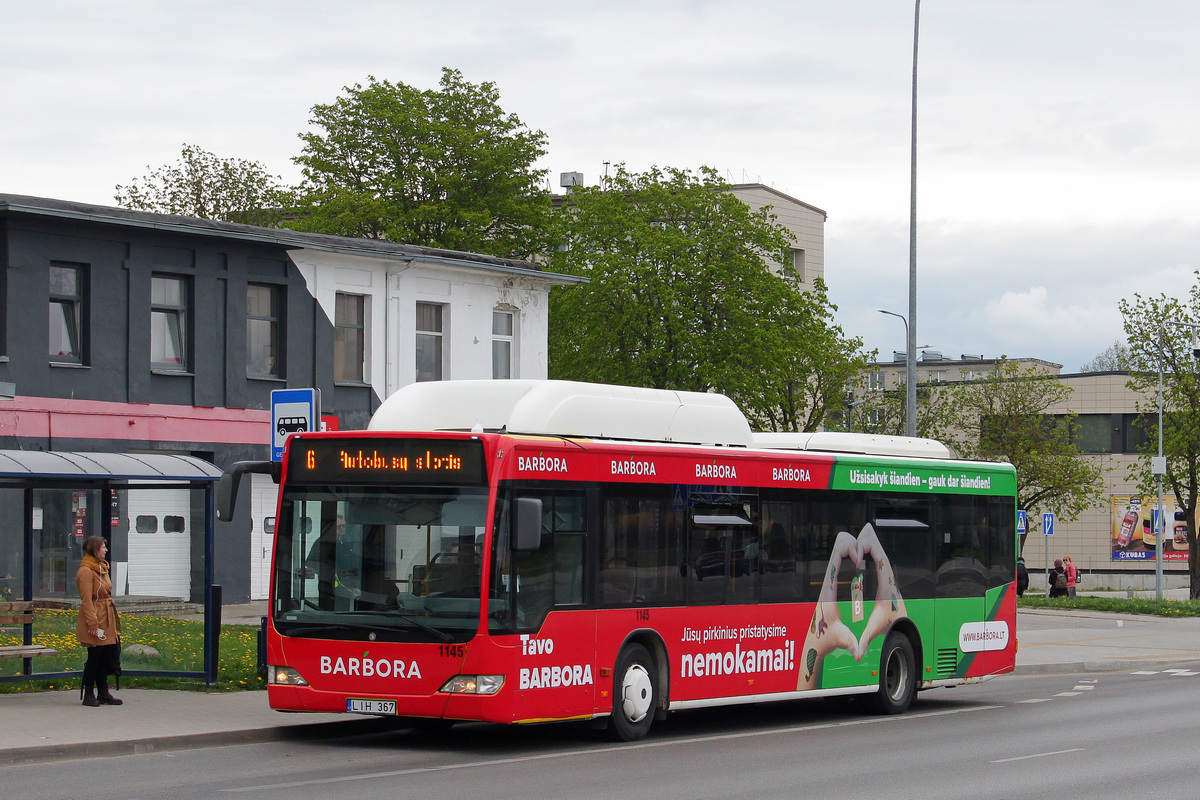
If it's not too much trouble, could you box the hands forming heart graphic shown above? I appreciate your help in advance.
[798,523,907,690]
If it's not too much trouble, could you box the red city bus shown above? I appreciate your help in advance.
[220,380,1017,741]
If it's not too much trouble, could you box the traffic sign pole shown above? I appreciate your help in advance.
[1042,512,1056,594]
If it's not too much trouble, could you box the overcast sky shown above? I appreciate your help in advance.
[4,1,1198,372]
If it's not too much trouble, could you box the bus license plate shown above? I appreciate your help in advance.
[346,698,397,715]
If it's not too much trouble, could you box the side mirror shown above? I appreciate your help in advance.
[216,460,279,522]
[514,497,544,551]
[216,472,239,523]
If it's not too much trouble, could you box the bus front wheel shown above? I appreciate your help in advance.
[867,632,916,715]
[608,643,657,741]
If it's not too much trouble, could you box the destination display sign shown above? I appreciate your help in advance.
[287,438,486,485]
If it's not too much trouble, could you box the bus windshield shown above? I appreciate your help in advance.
[273,485,490,642]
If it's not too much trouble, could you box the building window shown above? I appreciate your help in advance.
[334,293,366,382]
[493,310,514,379]
[928,370,947,384]
[247,283,282,378]
[1122,414,1154,454]
[150,274,188,369]
[790,248,805,281]
[49,264,85,363]
[416,302,444,382]
[868,371,885,391]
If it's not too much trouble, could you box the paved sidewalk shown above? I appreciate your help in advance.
[1014,607,1200,673]
[2,607,1197,766]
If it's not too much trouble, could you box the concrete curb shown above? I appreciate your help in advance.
[1013,656,1199,676]
[0,716,401,767]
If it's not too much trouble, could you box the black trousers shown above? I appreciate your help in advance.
[82,643,120,688]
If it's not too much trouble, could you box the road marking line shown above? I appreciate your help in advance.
[992,748,1085,764]
[1170,671,1199,676]
[1054,692,1079,697]
[1071,685,1095,691]
[1130,671,1159,675]
[1015,698,1050,703]
[220,705,1004,793]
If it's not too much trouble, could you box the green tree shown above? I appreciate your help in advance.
[114,144,293,225]
[1079,339,1133,372]
[740,287,871,432]
[939,359,1106,554]
[548,165,866,430]
[288,69,552,259]
[1121,279,1200,598]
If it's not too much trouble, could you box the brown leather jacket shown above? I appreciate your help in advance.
[76,555,121,647]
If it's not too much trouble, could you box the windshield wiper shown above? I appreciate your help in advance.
[350,610,456,642]
[283,613,454,643]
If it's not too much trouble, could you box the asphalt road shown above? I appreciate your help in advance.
[5,663,1198,800]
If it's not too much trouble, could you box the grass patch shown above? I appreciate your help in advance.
[1018,594,1200,617]
[0,608,266,693]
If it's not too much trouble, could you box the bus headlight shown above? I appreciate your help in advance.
[440,675,505,695]
[268,665,309,686]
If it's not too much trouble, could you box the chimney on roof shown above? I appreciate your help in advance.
[560,172,583,194]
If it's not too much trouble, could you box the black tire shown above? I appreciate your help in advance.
[867,632,916,715]
[607,643,657,741]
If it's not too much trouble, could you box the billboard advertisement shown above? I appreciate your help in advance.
[1110,495,1190,562]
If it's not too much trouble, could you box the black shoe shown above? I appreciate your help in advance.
[82,688,100,707]
[97,688,123,706]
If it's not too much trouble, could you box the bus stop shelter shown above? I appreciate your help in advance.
[0,451,223,686]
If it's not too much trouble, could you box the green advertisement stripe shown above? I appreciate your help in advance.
[829,458,1017,496]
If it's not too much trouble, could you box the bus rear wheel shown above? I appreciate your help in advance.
[608,643,657,742]
[867,632,915,715]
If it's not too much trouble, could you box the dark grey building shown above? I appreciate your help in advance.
[0,194,572,603]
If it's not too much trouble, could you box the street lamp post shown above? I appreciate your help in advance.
[875,2,920,439]
[847,397,867,432]
[878,309,918,436]
[906,0,921,441]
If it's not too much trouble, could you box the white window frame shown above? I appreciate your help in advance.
[416,301,445,382]
[334,292,367,383]
[492,309,516,380]
[151,274,188,371]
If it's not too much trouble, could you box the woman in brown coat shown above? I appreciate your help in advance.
[76,536,122,707]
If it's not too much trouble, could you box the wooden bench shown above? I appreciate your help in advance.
[0,601,58,660]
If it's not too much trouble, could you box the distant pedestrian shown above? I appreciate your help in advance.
[1016,557,1029,597]
[1048,558,1068,598]
[1063,555,1079,598]
[76,536,123,707]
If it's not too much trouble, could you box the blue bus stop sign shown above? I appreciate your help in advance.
[271,388,320,461]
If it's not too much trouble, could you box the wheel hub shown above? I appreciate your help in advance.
[620,663,653,723]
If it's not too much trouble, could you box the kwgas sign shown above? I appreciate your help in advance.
[1111,495,1190,561]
